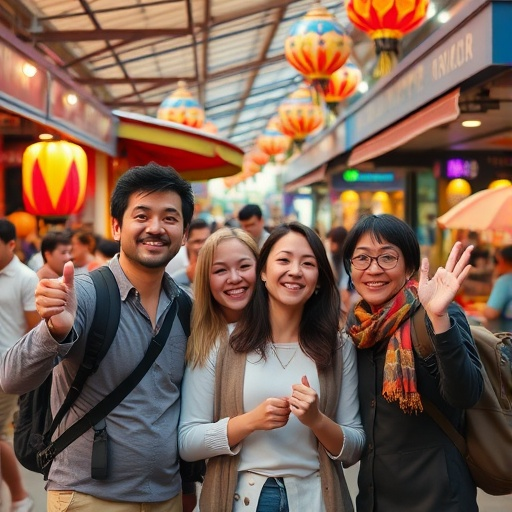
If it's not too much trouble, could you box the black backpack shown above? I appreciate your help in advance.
[13,266,197,480]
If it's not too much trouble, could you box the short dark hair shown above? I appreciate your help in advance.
[110,162,194,229]
[96,239,120,259]
[238,204,263,221]
[72,229,97,254]
[499,245,512,264]
[343,214,420,277]
[0,219,16,243]
[187,218,210,238]
[41,231,71,263]
[230,222,340,370]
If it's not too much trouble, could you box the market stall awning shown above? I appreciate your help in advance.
[347,89,461,167]
[114,111,244,181]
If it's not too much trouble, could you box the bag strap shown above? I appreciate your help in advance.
[176,289,192,337]
[410,306,468,457]
[38,295,180,471]
[46,267,121,440]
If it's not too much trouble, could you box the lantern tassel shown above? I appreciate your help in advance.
[373,37,399,79]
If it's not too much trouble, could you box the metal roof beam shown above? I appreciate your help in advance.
[31,28,191,42]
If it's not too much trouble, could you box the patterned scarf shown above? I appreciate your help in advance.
[346,281,423,414]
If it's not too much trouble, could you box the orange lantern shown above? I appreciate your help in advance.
[6,211,37,238]
[242,157,261,178]
[324,62,362,111]
[285,4,352,91]
[278,84,324,148]
[346,0,429,78]
[201,120,219,134]
[22,140,88,216]
[247,149,270,167]
[157,81,205,128]
[446,179,471,208]
[257,116,292,158]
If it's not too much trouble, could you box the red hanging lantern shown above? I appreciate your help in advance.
[285,4,352,91]
[346,0,429,78]
[157,81,205,128]
[22,140,88,216]
[257,116,292,158]
[278,84,324,148]
[324,62,362,112]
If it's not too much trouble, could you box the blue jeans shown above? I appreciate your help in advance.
[256,477,289,512]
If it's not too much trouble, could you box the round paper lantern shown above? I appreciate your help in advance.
[201,120,218,134]
[446,179,471,207]
[488,179,512,189]
[257,116,292,157]
[22,140,88,216]
[285,5,352,90]
[242,157,261,178]
[324,62,362,111]
[346,0,429,78]
[247,149,270,167]
[6,211,37,238]
[278,84,324,147]
[157,81,205,128]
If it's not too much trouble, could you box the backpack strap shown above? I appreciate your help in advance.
[411,306,468,457]
[45,267,121,441]
[176,289,192,337]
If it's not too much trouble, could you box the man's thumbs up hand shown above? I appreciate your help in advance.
[35,261,77,340]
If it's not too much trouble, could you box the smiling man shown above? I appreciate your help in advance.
[1,163,196,512]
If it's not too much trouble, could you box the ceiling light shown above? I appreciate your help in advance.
[462,120,481,128]
[358,81,369,94]
[66,93,78,106]
[22,63,37,77]
[39,133,54,140]
[427,3,437,19]
[437,11,451,23]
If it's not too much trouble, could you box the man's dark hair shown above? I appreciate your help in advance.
[238,204,263,221]
[96,239,120,259]
[41,231,71,263]
[110,162,194,229]
[499,245,512,264]
[187,218,210,238]
[0,219,16,243]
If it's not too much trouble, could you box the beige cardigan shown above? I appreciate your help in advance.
[199,339,354,512]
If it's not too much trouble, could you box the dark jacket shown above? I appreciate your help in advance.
[356,303,483,512]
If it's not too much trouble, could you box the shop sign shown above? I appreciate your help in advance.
[445,158,479,179]
[347,2,506,148]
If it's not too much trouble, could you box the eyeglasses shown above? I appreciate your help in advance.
[350,253,400,271]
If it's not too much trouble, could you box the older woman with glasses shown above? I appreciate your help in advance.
[342,214,483,512]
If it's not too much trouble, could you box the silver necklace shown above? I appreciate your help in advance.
[270,343,298,370]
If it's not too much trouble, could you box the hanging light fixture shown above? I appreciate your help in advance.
[285,4,352,92]
[346,0,429,78]
[324,62,362,112]
[22,140,88,216]
[157,81,205,128]
[278,84,324,149]
[257,116,292,159]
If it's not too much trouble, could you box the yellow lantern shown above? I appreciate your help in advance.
[22,140,88,216]
[157,81,205,128]
[488,179,512,189]
[446,179,471,208]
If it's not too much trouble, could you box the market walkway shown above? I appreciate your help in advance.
[2,455,512,512]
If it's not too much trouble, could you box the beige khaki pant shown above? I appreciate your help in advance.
[47,490,183,512]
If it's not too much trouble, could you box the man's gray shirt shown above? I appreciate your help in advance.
[0,256,188,502]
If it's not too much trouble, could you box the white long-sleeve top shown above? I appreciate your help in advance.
[179,329,364,510]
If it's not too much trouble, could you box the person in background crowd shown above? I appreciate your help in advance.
[70,229,97,274]
[0,163,196,512]
[170,218,211,292]
[343,214,483,512]
[36,231,72,280]
[0,218,39,512]
[180,222,364,512]
[165,218,210,277]
[87,238,121,271]
[326,226,355,314]
[237,204,270,249]
[483,244,512,331]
